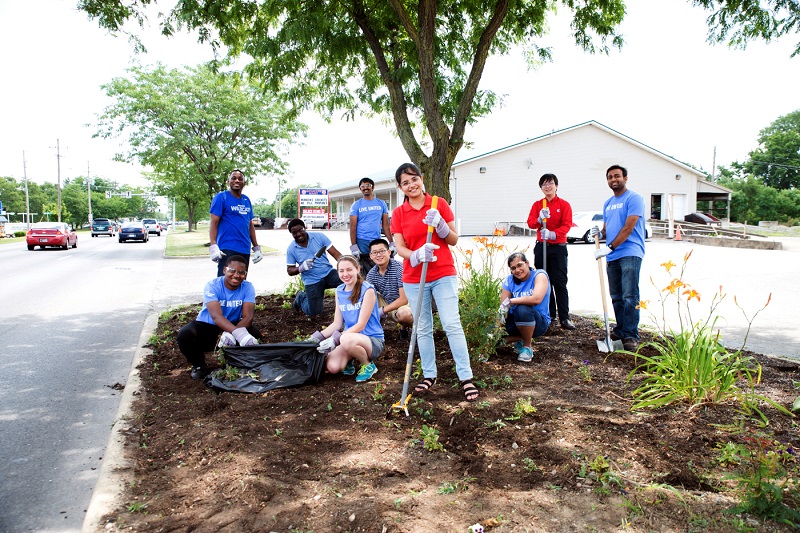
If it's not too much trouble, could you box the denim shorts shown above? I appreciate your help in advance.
[369,337,385,361]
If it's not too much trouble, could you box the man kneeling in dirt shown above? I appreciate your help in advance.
[365,238,414,338]
[177,255,262,380]
[496,251,551,363]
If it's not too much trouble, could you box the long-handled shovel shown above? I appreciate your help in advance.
[541,198,547,272]
[594,234,624,352]
[389,196,439,417]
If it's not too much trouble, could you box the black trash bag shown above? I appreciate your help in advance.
[207,342,325,393]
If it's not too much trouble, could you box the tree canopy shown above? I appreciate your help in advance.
[96,63,306,224]
[81,0,799,199]
[737,109,800,190]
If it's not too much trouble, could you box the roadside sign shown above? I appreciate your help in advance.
[105,191,112,199]
[298,188,329,207]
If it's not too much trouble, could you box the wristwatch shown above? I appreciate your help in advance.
[608,242,615,251]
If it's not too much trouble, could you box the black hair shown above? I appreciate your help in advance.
[225,255,247,267]
[539,173,558,187]
[368,238,389,251]
[359,177,375,187]
[507,251,528,267]
[287,218,305,232]
[229,169,244,178]
[606,164,627,178]
[395,163,422,203]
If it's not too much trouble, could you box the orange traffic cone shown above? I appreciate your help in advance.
[675,225,682,241]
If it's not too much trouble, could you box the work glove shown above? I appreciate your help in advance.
[349,244,360,258]
[307,330,326,343]
[594,246,612,260]
[378,307,387,320]
[316,330,342,353]
[497,297,511,324]
[537,207,550,224]
[217,331,236,348]
[232,327,258,346]
[408,243,440,268]
[540,228,556,241]
[251,245,263,264]
[388,242,396,256]
[422,209,450,239]
[589,226,601,238]
[209,244,224,263]
[298,258,315,273]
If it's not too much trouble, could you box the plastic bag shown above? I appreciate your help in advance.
[207,342,325,393]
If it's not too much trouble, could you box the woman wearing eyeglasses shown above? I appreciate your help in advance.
[390,163,479,403]
[176,255,262,380]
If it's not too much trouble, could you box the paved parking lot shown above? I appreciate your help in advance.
[154,231,799,361]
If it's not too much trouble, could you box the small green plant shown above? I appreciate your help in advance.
[522,457,540,473]
[510,397,537,419]
[475,400,491,410]
[484,419,507,431]
[216,365,242,381]
[282,275,305,298]
[372,382,385,401]
[715,442,748,466]
[420,424,444,452]
[578,360,592,382]
[579,455,622,495]
[437,476,477,494]
[127,501,147,513]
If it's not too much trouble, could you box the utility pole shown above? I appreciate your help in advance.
[23,151,31,230]
[87,161,93,223]
[711,146,717,182]
[50,139,64,222]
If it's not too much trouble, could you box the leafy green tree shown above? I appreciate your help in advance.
[81,0,800,200]
[145,159,210,230]
[95,63,306,217]
[741,109,800,189]
[0,177,26,218]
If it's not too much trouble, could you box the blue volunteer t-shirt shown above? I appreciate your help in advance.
[196,276,256,325]
[286,232,334,285]
[336,281,384,339]
[501,269,551,325]
[603,189,646,260]
[349,197,389,241]
[210,190,253,255]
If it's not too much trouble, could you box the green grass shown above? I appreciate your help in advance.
[164,230,277,257]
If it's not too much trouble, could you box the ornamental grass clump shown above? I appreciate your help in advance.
[628,251,785,419]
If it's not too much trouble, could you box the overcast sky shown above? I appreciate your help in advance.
[0,0,797,206]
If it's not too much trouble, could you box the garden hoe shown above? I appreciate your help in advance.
[388,196,439,418]
[541,198,547,271]
[594,234,624,353]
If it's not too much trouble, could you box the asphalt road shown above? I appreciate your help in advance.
[1,228,797,532]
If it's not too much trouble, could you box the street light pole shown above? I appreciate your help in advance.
[23,151,31,229]
[87,161,93,224]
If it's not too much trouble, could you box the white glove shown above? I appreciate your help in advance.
[378,307,387,320]
[589,226,601,238]
[540,228,556,241]
[349,244,360,258]
[497,297,511,324]
[298,258,314,273]
[232,327,258,346]
[409,243,439,268]
[538,207,550,224]
[389,242,396,256]
[209,244,224,263]
[217,331,236,348]
[422,209,450,239]
[251,245,263,263]
[594,246,612,259]
[316,330,342,353]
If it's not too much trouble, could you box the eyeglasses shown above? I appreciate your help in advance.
[224,267,248,276]
[369,249,389,257]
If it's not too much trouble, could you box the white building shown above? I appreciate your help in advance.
[328,121,731,235]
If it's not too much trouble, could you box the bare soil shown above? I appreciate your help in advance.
[105,295,799,532]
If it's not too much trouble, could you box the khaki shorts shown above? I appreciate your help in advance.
[377,293,411,323]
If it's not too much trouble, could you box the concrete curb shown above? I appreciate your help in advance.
[82,312,158,532]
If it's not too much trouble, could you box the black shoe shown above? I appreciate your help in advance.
[622,338,639,351]
[610,331,622,341]
[190,366,209,380]
[560,319,576,330]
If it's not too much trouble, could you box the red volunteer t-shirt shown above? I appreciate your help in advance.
[390,193,456,283]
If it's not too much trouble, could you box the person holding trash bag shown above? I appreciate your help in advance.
[208,169,263,277]
[590,164,646,352]
[496,252,551,362]
[349,177,395,274]
[526,173,575,330]
[390,163,479,403]
[308,255,384,383]
[286,218,342,316]
[176,255,262,380]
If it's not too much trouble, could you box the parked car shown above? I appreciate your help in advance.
[567,211,652,244]
[91,218,115,237]
[119,221,150,243]
[684,212,721,226]
[142,218,162,236]
[26,222,77,250]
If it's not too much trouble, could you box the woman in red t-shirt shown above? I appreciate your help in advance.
[390,163,478,402]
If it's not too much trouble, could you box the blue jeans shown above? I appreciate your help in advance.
[505,305,550,338]
[606,255,642,340]
[403,275,473,381]
[298,269,342,316]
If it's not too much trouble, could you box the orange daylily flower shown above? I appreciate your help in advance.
[662,279,684,294]
[660,260,676,273]
[682,288,701,302]
[636,300,650,310]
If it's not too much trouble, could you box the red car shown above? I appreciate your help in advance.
[26,222,78,250]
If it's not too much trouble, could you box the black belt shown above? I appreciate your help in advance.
[536,242,567,247]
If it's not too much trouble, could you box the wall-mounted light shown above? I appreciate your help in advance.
[526,158,533,169]
[675,174,682,181]
[479,167,487,173]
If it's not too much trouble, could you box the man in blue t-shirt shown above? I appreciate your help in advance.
[209,169,263,277]
[286,218,342,316]
[176,255,262,379]
[591,164,646,352]
[349,177,394,273]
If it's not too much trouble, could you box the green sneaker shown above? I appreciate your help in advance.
[342,359,356,375]
[355,362,378,383]
[513,341,524,354]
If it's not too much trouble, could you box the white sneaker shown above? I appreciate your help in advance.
[517,346,534,362]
